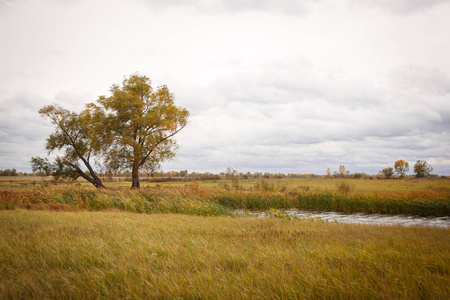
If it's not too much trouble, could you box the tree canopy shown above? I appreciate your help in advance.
[31,104,105,188]
[85,74,189,188]
[394,160,409,178]
[32,74,188,189]
[414,160,433,178]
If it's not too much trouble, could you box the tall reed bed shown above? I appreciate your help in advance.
[0,188,232,216]
[1,184,449,217]
[212,189,450,217]
[295,190,450,216]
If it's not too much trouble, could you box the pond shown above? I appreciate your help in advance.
[236,209,450,228]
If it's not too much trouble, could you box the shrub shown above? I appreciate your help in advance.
[336,182,355,194]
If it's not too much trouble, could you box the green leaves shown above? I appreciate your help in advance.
[414,160,433,178]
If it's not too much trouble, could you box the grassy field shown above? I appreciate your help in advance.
[0,210,448,299]
[1,178,449,216]
[2,176,450,192]
[1,178,449,298]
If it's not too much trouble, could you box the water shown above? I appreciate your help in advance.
[235,210,450,228]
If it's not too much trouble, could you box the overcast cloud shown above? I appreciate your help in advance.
[1,0,450,175]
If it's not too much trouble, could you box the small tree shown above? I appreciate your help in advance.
[414,160,433,178]
[338,165,350,178]
[226,167,239,190]
[86,74,189,189]
[380,167,394,179]
[33,105,105,188]
[394,160,409,178]
[31,157,52,176]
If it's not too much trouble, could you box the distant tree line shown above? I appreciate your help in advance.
[378,159,435,179]
[0,169,18,176]
[28,161,444,181]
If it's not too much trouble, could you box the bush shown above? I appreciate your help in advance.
[336,182,355,194]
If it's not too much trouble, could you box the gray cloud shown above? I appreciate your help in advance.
[388,65,450,95]
[167,61,450,174]
[349,0,450,14]
[0,90,94,171]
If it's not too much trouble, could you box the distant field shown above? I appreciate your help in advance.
[0,210,448,299]
[1,176,450,193]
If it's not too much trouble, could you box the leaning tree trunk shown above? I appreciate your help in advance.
[131,166,140,189]
[67,161,105,188]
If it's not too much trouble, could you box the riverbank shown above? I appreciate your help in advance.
[2,184,449,217]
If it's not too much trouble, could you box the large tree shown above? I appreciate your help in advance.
[86,74,189,189]
[32,105,105,188]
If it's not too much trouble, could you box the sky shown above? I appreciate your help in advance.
[1,0,450,175]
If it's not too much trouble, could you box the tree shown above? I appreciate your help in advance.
[30,157,52,176]
[0,169,17,176]
[86,74,189,189]
[32,104,105,188]
[394,160,409,178]
[379,167,394,179]
[338,165,349,178]
[414,160,433,178]
[226,167,239,190]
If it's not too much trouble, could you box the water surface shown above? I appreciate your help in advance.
[236,209,450,228]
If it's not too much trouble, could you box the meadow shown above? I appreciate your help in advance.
[3,175,450,193]
[1,177,449,217]
[0,176,449,298]
[0,210,449,299]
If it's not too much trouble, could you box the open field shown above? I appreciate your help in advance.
[2,175,450,192]
[0,210,448,299]
[1,177,449,217]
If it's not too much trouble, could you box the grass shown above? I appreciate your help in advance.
[1,179,449,217]
[1,178,449,298]
[2,176,450,192]
[0,187,233,216]
[0,211,449,299]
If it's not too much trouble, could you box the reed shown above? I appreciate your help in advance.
[1,184,449,217]
[295,190,450,217]
[210,189,450,217]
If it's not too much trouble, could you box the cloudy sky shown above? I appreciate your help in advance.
[1,0,450,175]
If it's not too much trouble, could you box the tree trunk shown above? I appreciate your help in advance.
[93,177,105,188]
[131,167,140,189]
[90,171,105,188]
[67,161,105,189]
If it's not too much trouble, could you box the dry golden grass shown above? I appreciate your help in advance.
[2,176,450,192]
[0,210,448,299]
